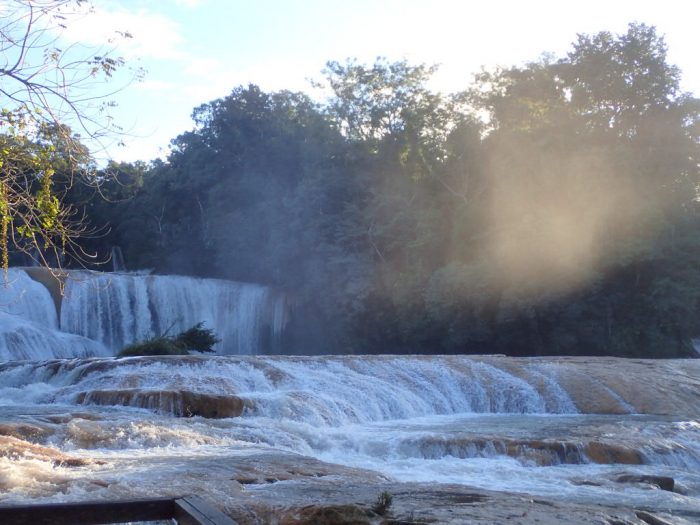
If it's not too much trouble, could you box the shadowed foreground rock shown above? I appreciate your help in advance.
[223,477,696,525]
[0,436,696,524]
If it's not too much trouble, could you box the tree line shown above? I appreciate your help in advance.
[46,24,700,357]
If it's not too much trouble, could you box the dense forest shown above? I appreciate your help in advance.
[48,24,700,358]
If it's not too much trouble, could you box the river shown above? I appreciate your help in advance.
[1,269,699,523]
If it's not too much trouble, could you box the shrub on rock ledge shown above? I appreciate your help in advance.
[118,323,220,357]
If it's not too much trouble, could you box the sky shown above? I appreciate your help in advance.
[60,0,700,163]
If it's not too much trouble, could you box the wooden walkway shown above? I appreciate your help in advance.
[0,495,237,525]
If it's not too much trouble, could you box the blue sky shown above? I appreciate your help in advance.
[62,0,700,163]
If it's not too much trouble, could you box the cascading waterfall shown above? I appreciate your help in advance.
[0,268,58,329]
[1,355,699,518]
[60,271,286,355]
[0,268,287,360]
[2,270,700,522]
[1,356,699,471]
[0,269,108,361]
[0,356,578,421]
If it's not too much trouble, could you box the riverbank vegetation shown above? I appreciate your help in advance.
[117,323,220,357]
[61,24,700,358]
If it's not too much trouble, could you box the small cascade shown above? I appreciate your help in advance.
[60,271,286,355]
[0,316,109,362]
[390,434,592,465]
[0,269,109,361]
[2,355,700,517]
[2,356,700,473]
[110,246,126,272]
[0,268,287,361]
[0,356,575,422]
[0,268,58,329]
[2,354,696,425]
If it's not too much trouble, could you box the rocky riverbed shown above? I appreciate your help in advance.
[1,355,699,524]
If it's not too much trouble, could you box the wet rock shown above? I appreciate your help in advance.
[635,510,675,525]
[570,479,604,487]
[504,439,584,465]
[0,445,681,525]
[22,266,66,316]
[226,480,654,525]
[0,435,101,466]
[76,389,250,418]
[584,442,642,464]
[412,436,648,467]
[230,452,389,485]
[279,504,375,525]
[407,436,589,466]
[616,474,675,492]
[0,423,52,441]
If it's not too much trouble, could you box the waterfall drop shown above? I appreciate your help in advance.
[0,268,287,360]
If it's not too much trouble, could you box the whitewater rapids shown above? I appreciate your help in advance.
[2,269,700,522]
[1,354,699,523]
[0,268,286,360]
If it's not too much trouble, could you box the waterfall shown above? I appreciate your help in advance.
[2,356,699,519]
[0,269,287,361]
[0,268,58,329]
[110,246,126,272]
[0,269,110,361]
[0,315,109,361]
[0,355,697,423]
[59,271,286,355]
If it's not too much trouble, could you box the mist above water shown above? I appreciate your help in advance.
[481,139,660,302]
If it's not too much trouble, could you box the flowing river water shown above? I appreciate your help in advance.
[1,269,699,523]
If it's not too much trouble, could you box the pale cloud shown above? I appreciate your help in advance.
[107,133,173,163]
[54,2,228,102]
[57,3,185,61]
[183,57,222,78]
[134,79,177,92]
[174,0,205,7]
[180,75,238,104]
[178,59,320,106]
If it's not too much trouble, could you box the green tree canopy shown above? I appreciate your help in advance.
[81,23,700,358]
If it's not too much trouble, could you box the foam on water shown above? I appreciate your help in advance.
[0,357,574,424]
[1,355,699,519]
[0,269,58,329]
[0,316,109,362]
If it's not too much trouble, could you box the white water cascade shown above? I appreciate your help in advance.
[2,269,700,523]
[0,355,579,420]
[60,271,286,355]
[0,355,699,521]
[0,268,287,361]
[0,269,108,361]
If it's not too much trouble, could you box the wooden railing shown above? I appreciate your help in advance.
[0,495,237,525]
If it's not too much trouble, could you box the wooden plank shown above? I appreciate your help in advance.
[174,496,237,525]
[0,497,176,525]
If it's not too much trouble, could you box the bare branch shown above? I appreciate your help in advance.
[0,1,142,272]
